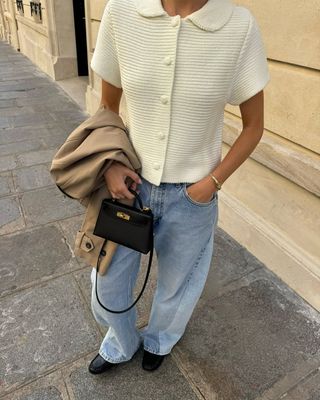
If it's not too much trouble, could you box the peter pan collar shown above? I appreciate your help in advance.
[134,0,235,32]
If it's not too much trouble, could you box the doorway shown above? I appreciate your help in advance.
[72,0,88,76]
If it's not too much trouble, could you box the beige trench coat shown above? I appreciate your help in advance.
[50,104,142,275]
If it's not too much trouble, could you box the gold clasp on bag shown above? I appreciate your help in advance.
[117,211,130,220]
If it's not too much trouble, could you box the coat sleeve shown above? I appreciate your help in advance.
[227,14,270,106]
[90,1,122,88]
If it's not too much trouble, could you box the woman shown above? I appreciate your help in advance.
[88,0,270,373]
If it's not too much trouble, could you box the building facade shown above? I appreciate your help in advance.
[0,0,87,79]
[1,0,320,310]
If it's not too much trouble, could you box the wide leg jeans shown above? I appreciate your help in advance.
[90,175,219,363]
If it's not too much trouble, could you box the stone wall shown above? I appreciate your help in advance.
[221,0,320,309]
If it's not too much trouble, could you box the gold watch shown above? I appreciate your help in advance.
[209,173,222,190]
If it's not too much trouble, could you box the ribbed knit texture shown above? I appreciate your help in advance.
[91,0,270,186]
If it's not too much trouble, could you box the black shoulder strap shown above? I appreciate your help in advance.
[94,234,154,314]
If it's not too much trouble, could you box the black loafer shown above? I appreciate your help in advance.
[142,350,165,371]
[88,353,118,374]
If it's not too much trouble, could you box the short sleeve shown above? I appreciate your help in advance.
[90,2,122,88]
[228,14,270,106]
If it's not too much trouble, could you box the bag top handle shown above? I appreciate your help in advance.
[128,187,143,209]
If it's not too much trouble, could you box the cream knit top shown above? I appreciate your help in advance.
[91,0,270,186]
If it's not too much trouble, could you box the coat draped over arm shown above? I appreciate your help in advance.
[50,104,142,274]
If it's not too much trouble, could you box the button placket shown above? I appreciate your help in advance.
[156,16,181,181]
[159,15,180,107]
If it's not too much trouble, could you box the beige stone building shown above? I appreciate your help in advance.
[1,0,319,310]
[0,0,86,79]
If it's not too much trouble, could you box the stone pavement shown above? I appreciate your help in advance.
[0,40,320,400]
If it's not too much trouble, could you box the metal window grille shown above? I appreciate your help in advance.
[16,0,24,13]
[30,1,42,21]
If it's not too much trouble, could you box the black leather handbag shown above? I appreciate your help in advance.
[93,188,154,314]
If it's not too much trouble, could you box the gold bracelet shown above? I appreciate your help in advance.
[209,173,222,190]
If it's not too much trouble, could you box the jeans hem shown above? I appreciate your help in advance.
[99,350,129,364]
[99,339,143,364]
[143,344,171,356]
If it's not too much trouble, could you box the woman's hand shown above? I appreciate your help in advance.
[104,161,142,200]
[186,176,217,203]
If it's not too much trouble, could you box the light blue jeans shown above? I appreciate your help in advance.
[90,175,219,363]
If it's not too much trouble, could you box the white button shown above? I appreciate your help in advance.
[160,95,169,104]
[157,131,166,140]
[163,56,173,66]
[171,16,180,27]
[153,162,160,170]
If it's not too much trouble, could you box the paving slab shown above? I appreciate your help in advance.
[0,73,42,82]
[13,164,53,191]
[65,347,199,400]
[0,78,52,92]
[201,226,264,299]
[31,101,83,113]
[0,90,30,100]
[57,215,85,252]
[0,122,81,149]
[43,134,86,150]
[0,86,61,100]
[21,186,84,227]
[281,367,320,400]
[0,99,16,108]
[0,106,35,118]
[48,110,89,122]
[0,116,10,128]
[8,112,57,129]
[10,56,34,63]
[41,127,82,149]
[0,154,17,172]
[254,358,320,400]
[16,96,76,109]
[6,387,64,400]
[174,267,320,400]
[1,368,68,400]
[0,171,15,197]
[0,274,101,396]
[0,195,25,234]
[17,149,57,168]
[0,138,45,157]
[0,224,80,298]
[0,65,34,74]
[0,125,53,145]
